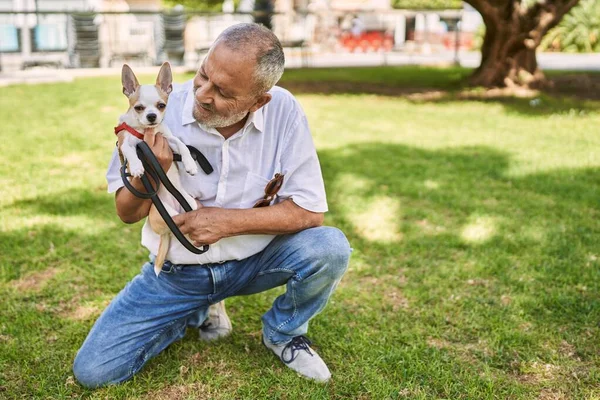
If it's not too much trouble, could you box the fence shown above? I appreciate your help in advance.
[0,9,473,72]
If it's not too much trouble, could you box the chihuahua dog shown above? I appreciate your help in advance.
[116,62,198,277]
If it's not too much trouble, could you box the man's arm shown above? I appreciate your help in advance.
[172,199,323,246]
[114,178,153,223]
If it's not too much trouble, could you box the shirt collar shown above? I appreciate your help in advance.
[181,84,266,134]
[247,107,264,133]
[181,84,196,126]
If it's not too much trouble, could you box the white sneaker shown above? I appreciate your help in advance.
[198,301,232,341]
[263,334,331,382]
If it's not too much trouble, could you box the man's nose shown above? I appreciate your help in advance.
[147,113,157,123]
[195,83,213,104]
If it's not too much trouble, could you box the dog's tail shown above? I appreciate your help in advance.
[154,234,171,277]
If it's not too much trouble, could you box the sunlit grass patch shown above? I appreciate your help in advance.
[1,215,117,233]
[10,267,59,292]
[332,172,373,193]
[59,297,112,321]
[460,215,499,244]
[520,224,548,243]
[423,179,441,189]
[350,195,402,243]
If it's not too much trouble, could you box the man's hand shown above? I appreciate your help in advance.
[173,207,232,246]
[170,200,324,247]
[144,128,172,172]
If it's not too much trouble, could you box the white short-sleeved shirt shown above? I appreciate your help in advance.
[106,82,328,264]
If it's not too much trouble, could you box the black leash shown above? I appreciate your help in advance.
[120,141,213,255]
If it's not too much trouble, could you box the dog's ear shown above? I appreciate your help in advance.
[156,62,173,95]
[122,64,139,97]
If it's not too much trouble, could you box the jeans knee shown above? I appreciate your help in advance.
[73,349,124,389]
[307,227,351,277]
[73,353,101,388]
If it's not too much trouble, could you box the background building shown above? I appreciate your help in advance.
[0,0,482,71]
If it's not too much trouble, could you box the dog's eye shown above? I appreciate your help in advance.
[134,105,145,112]
[157,103,166,110]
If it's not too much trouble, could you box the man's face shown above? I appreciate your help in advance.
[192,43,259,129]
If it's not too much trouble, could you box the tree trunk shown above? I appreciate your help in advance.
[470,21,544,87]
[466,0,581,88]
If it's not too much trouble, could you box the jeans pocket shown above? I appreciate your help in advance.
[162,265,215,296]
[235,269,295,296]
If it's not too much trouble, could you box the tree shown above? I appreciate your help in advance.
[465,0,581,87]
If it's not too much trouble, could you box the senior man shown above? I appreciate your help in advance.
[73,23,351,387]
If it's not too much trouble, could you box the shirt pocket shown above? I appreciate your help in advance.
[241,172,270,209]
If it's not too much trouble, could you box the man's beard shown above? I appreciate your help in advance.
[193,102,248,129]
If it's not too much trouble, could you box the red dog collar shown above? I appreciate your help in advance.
[114,122,145,140]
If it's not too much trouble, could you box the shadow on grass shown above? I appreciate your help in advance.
[280,65,471,90]
[0,188,145,284]
[318,142,599,329]
[414,92,600,118]
[2,188,114,216]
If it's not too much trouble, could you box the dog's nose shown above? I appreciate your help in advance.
[147,113,157,123]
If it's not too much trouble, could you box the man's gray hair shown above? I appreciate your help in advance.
[215,23,285,94]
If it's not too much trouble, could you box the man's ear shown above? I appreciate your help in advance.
[156,62,173,95]
[121,64,139,97]
[249,93,272,113]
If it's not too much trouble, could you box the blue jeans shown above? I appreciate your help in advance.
[73,227,350,388]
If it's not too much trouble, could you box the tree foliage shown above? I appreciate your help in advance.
[540,0,600,52]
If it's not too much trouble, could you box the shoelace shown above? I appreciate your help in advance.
[281,335,314,364]
[199,320,213,330]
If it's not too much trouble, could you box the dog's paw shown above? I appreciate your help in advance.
[129,163,145,178]
[185,163,198,176]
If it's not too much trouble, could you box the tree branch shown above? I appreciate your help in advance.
[525,0,581,45]
[464,0,498,20]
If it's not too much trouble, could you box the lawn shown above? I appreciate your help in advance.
[1,66,599,399]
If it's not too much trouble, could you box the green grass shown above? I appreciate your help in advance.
[1,66,600,399]
[281,65,470,89]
